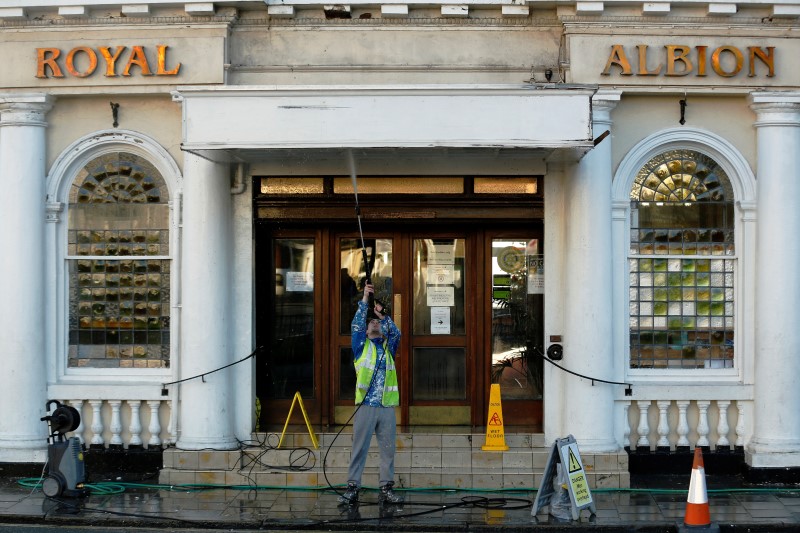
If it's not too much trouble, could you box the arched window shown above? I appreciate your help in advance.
[628,149,735,369]
[67,152,171,369]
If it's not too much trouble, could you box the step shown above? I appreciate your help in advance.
[159,431,630,489]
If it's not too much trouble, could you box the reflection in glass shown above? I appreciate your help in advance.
[268,239,315,398]
[412,239,465,335]
[490,239,543,400]
[334,177,463,195]
[339,238,393,335]
[474,177,537,194]
[412,348,466,400]
[339,347,356,400]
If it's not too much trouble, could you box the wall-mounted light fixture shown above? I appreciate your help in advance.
[530,66,561,84]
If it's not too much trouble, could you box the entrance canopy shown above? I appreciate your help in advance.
[172,84,596,163]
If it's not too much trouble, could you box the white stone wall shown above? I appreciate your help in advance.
[1,0,799,467]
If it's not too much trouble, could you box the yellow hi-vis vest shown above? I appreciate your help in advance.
[354,338,399,406]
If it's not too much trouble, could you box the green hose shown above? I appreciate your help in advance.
[17,478,800,496]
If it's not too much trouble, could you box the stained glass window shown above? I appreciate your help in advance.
[67,152,170,369]
[629,150,734,369]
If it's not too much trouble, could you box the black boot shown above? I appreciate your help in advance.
[337,482,359,505]
[378,482,404,505]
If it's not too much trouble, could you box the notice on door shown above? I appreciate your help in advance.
[528,255,544,295]
[430,307,451,334]
[427,286,454,306]
[428,246,455,265]
[286,271,314,292]
[427,264,454,285]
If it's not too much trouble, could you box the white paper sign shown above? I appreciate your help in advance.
[427,286,455,306]
[427,265,454,285]
[286,271,314,292]
[431,307,451,334]
[428,246,455,265]
[528,255,544,295]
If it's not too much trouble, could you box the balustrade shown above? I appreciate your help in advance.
[59,398,173,449]
[621,398,751,451]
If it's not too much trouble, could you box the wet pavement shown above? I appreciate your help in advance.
[0,474,799,532]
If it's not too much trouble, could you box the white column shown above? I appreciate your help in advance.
[0,94,53,461]
[562,91,621,452]
[747,92,800,468]
[176,153,237,450]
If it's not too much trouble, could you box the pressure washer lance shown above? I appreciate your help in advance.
[348,149,374,309]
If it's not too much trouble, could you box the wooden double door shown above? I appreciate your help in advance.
[256,225,544,430]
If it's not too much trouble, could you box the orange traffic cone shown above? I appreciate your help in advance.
[679,447,719,532]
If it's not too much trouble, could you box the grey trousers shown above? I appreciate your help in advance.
[347,405,396,487]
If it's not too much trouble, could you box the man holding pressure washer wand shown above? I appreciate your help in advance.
[338,282,404,507]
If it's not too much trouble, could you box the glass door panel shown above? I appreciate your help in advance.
[412,347,466,400]
[412,238,465,335]
[409,237,470,424]
[267,238,315,399]
[490,239,544,402]
[339,238,393,334]
[336,237,394,421]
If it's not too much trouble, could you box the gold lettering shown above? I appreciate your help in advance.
[65,46,98,78]
[36,48,63,78]
[601,45,632,76]
[665,45,693,76]
[156,45,181,75]
[122,46,153,76]
[637,45,662,75]
[696,45,708,76]
[749,46,775,77]
[99,46,126,77]
[711,46,743,77]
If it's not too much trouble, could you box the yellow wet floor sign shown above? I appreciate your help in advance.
[482,384,509,451]
[277,392,319,449]
[532,434,596,520]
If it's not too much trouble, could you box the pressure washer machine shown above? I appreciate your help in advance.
[40,400,89,498]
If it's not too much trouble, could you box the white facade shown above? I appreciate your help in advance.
[1,0,799,474]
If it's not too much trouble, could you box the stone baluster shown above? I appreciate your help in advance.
[735,401,746,449]
[636,400,651,450]
[89,400,104,446]
[656,400,671,451]
[167,401,177,445]
[676,401,690,450]
[696,400,711,448]
[108,400,123,446]
[147,400,162,447]
[622,401,631,449]
[128,400,143,447]
[716,400,731,450]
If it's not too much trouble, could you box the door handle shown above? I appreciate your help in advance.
[393,294,401,331]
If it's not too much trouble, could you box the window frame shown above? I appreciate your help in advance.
[611,128,756,384]
[46,131,182,382]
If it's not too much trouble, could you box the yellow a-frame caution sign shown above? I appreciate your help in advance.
[532,434,596,520]
[277,392,319,449]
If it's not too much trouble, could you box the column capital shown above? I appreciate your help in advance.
[749,91,800,127]
[592,90,622,129]
[46,202,64,224]
[0,93,55,127]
